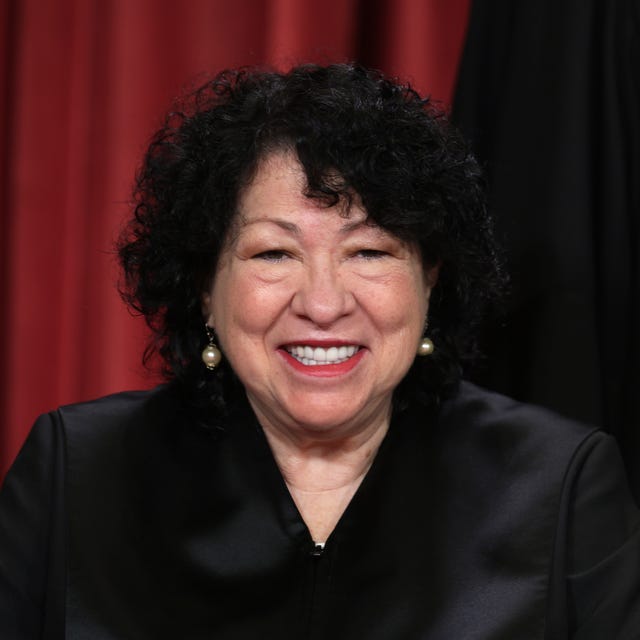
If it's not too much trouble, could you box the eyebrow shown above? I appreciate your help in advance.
[339,219,371,233]
[242,218,300,233]
[242,217,372,234]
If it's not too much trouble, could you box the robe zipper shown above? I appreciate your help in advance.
[305,542,326,637]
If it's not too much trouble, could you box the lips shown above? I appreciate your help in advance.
[285,344,360,366]
[279,341,365,376]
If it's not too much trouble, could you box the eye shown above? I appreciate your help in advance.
[252,250,289,262]
[355,249,389,260]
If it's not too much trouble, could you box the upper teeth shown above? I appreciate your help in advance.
[286,345,359,365]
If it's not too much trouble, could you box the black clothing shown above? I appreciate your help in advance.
[452,0,640,500]
[1,382,639,638]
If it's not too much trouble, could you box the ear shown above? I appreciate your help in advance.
[425,261,441,289]
[201,290,214,324]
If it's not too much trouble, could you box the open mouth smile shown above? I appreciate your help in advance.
[284,345,361,366]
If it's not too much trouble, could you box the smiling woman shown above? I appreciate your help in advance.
[0,64,638,639]
[205,151,435,541]
[206,152,433,440]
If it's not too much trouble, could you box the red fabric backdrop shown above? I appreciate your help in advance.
[0,0,470,479]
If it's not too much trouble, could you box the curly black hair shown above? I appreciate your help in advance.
[118,63,505,420]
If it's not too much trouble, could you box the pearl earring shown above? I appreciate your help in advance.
[417,337,434,356]
[417,319,434,356]
[201,325,222,370]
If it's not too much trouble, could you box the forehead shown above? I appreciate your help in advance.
[243,150,307,195]
[234,150,368,228]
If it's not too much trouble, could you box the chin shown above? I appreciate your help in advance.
[281,395,377,435]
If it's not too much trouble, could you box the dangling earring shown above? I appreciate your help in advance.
[201,325,222,370]
[417,320,434,356]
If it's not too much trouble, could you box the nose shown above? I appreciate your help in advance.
[290,259,355,327]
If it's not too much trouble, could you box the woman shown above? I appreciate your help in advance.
[1,64,638,639]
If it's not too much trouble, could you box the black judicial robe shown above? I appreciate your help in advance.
[1,381,639,639]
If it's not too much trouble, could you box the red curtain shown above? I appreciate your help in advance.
[0,0,471,479]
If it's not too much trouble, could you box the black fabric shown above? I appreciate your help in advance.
[452,0,640,501]
[0,382,639,638]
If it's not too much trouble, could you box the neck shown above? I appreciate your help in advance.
[257,404,390,488]
[257,409,391,542]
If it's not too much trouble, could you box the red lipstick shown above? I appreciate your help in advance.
[279,347,365,377]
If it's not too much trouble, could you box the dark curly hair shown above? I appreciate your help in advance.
[118,63,505,421]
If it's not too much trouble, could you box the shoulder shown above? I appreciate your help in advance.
[3,384,182,491]
[440,380,597,433]
[434,382,631,517]
[430,385,640,635]
[55,383,191,474]
[437,380,601,459]
[423,382,624,546]
[57,383,178,427]
[52,382,193,447]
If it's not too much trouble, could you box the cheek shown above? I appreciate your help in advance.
[364,276,428,332]
[212,271,290,344]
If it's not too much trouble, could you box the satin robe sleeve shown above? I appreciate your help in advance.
[0,412,66,639]
[548,431,640,639]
